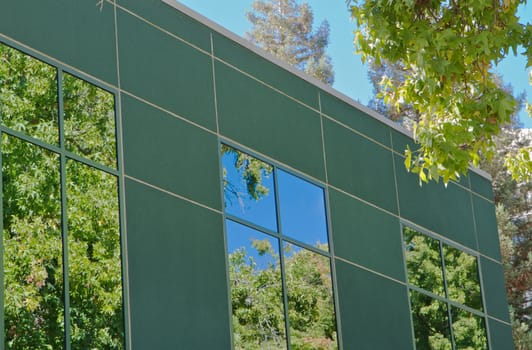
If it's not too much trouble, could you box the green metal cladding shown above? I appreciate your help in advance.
[0,0,512,349]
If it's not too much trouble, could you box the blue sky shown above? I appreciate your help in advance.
[177,0,532,128]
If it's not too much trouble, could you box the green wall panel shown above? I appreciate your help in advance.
[488,318,515,350]
[470,171,495,200]
[216,61,326,180]
[480,257,511,323]
[117,9,216,130]
[324,119,397,213]
[213,33,320,110]
[121,94,221,209]
[390,129,416,155]
[335,260,414,349]
[320,92,390,146]
[329,188,405,281]
[0,0,117,85]
[394,154,477,249]
[125,179,231,349]
[117,0,212,51]
[473,194,502,261]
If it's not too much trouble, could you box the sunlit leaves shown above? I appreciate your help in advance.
[349,0,532,183]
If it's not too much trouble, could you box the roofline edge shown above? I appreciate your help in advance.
[161,0,492,181]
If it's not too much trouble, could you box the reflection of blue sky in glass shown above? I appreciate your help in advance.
[222,147,277,232]
[277,170,328,250]
[226,219,280,271]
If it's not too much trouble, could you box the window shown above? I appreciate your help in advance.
[221,144,338,350]
[403,226,488,350]
[0,42,124,349]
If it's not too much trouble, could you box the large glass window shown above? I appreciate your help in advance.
[222,145,337,350]
[0,42,124,349]
[403,226,487,350]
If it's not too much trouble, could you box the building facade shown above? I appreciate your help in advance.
[0,0,513,349]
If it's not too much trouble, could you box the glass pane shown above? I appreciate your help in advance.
[443,244,483,311]
[409,290,452,350]
[222,145,277,232]
[226,220,286,350]
[277,170,328,251]
[2,135,64,348]
[283,242,337,350]
[450,306,488,350]
[403,227,445,296]
[0,43,59,144]
[63,73,117,169]
[66,160,123,349]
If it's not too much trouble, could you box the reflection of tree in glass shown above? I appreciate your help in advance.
[451,307,488,350]
[63,73,117,169]
[443,245,482,311]
[66,161,123,349]
[0,43,58,145]
[403,227,445,296]
[222,144,273,203]
[1,42,124,349]
[229,239,286,350]
[228,239,337,350]
[409,290,452,350]
[284,244,337,350]
[2,135,64,349]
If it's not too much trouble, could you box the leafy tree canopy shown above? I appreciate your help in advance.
[247,0,335,85]
[349,0,532,184]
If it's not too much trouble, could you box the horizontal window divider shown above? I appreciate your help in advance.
[64,151,120,176]
[446,298,486,318]
[0,126,120,176]
[225,214,332,258]
[408,285,451,306]
[408,282,486,319]
[280,235,331,257]
[225,214,280,239]
[0,126,61,154]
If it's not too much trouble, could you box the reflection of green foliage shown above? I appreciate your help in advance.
[229,242,337,350]
[451,307,488,350]
[404,227,488,350]
[229,247,286,350]
[222,144,273,202]
[63,73,116,169]
[66,161,123,349]
[1,42,123,349]
[3,136,64,349]
[284,246,336,350]
[443,245,482,311]
[0,43,58,144]
[410,291,452,350]
[404,227,445,296]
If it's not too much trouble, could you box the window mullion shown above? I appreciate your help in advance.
[0,129,4,348]
[274,167,292,350]
[58,69,72,350]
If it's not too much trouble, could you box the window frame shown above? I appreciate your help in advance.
[400,222,490,350]
[219,139,340,350]
[0,37,130,350]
